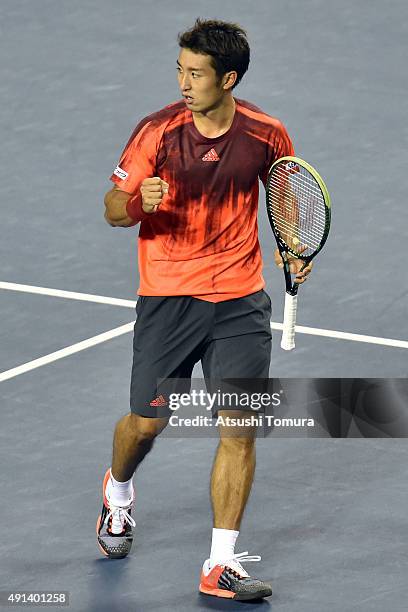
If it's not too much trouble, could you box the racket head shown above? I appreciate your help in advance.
[266,156,331,261]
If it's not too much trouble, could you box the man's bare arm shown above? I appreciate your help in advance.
[104,185,135,227]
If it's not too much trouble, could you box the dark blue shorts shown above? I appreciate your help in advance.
[130,290,272,417]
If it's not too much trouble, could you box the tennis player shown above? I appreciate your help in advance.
[97,18,312,601]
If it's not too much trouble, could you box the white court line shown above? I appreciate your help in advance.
[2,318,406,384]
[270,323,408,349]
[0,281,136,308]
[0,279,407,363]
[0,322,134,383]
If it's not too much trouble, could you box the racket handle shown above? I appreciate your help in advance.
[281,293,298,351]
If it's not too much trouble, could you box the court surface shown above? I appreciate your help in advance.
[1,1,407,610]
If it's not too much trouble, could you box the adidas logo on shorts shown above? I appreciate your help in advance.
[149,395,168,407]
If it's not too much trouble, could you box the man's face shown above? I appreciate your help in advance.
[177,48,228,113]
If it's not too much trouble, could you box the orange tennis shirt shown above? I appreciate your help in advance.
[110,98,294,302]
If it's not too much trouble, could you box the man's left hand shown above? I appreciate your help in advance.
[274,248,313,284]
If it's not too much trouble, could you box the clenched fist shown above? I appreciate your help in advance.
[140,177,169,214]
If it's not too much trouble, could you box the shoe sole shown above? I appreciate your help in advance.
[199,585,272,600]
[96,469,130,560]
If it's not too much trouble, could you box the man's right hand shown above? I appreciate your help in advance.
[140,177,169,214]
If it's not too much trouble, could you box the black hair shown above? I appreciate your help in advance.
[178,18,250,88]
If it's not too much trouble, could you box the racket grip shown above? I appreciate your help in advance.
[281,293,298,351]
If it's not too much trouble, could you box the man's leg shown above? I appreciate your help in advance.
[203,291,271,536]
[111,413,169,481]
[111,294,210,482]
[97,295,212,558]
[199,410,272,600]
[96,413,168,559]
[210,411,257,531]
[199,291,272,599]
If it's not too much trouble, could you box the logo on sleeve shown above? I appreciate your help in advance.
[202,148,220,162]
[113,165,128,180]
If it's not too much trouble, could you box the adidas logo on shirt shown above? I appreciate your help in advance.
[202,148,220,162]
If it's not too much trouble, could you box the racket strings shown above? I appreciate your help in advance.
[269,191,326,228]
[268,164,327,255]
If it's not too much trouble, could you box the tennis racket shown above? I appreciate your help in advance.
[266,156,331,350]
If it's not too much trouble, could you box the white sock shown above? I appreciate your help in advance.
[106,469,134,507]
[209,528,239,568]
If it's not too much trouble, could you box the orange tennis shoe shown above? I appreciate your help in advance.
[199,552,272,601]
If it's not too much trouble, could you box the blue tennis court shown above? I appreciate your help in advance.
[1,1,407,610]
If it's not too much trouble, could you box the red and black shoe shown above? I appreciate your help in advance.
[96,469,136,559]
[199,552,272,601]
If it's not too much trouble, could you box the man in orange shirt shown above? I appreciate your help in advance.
[97,18,312,601]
